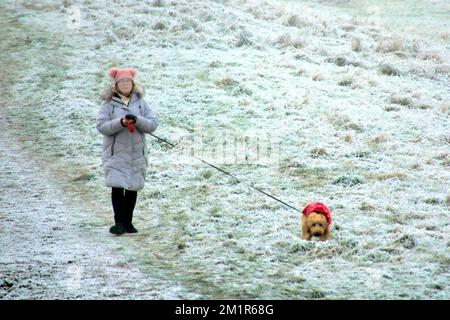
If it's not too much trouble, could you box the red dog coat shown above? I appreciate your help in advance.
[302,202,332,225]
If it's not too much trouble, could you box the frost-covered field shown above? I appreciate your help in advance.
[0,0,449,299]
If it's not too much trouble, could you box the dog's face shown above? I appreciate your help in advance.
[305,212,328,238]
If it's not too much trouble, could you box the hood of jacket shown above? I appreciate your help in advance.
[100,83,144,102]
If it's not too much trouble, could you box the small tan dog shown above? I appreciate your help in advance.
[301,202,332,241]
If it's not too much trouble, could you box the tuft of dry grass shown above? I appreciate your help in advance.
[215,77,239,87]
[376,38,404,53]
[286,14,311,29]
[343,133,353,143]
[410,163,421,170]
[410,102,432,110]
[350,16,362,26]
[433,152,449,167]
[384,105,400,112]
[417,50,444,63]
[347,150,370,158]
[328,56,363,68]
[330,113,364,133]
[153,21,166,30]
[338,76,353,87]
[395,235,417,249]
[424,197,444,205]
[23,2,60,11]
[390,94,412,106]
[208,61,222,68]
[310,147,328,158]
[332,174,365,187]
[351,37,361,52]
[294,68,306,77]
[441,135,450,145]
[152,0,166,7]
[274,34,305,49]
[359,201,376,212]
[235,31,254,47]
[171,17,201,32]
[378,63,402,76]
[439,102,450,115]
[312,73,324,81]
[370,133,390,144]
[341,24,355,32]
[368,172,407,181]
[333,56,349,67]
[440,32,449,41]
[393,51,408,58]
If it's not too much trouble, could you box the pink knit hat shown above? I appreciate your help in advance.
[107,67,137,83]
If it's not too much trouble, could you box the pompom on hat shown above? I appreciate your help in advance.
[107,67,137,83]
[302,202,332,225]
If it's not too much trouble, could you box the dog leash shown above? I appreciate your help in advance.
[149,133,302,212]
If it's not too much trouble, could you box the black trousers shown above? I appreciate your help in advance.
[111,187,137,226]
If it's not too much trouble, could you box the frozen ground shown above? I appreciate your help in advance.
[0,0,449,299]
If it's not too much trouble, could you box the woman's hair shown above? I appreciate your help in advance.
[100,81,145,102]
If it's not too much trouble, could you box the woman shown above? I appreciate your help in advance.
[96,67,158,235]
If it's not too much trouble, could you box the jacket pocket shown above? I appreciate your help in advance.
[111,134,117,156]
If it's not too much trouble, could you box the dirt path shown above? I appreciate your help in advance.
[0,130,185,299]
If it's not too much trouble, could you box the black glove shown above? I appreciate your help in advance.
[125,114,137,123]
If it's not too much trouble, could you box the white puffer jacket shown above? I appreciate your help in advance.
[96,86,158,191]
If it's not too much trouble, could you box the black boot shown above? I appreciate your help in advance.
[109,223,126,235]
[126,223,138,233]
[110,188,127,235]
[124,189,138,233]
